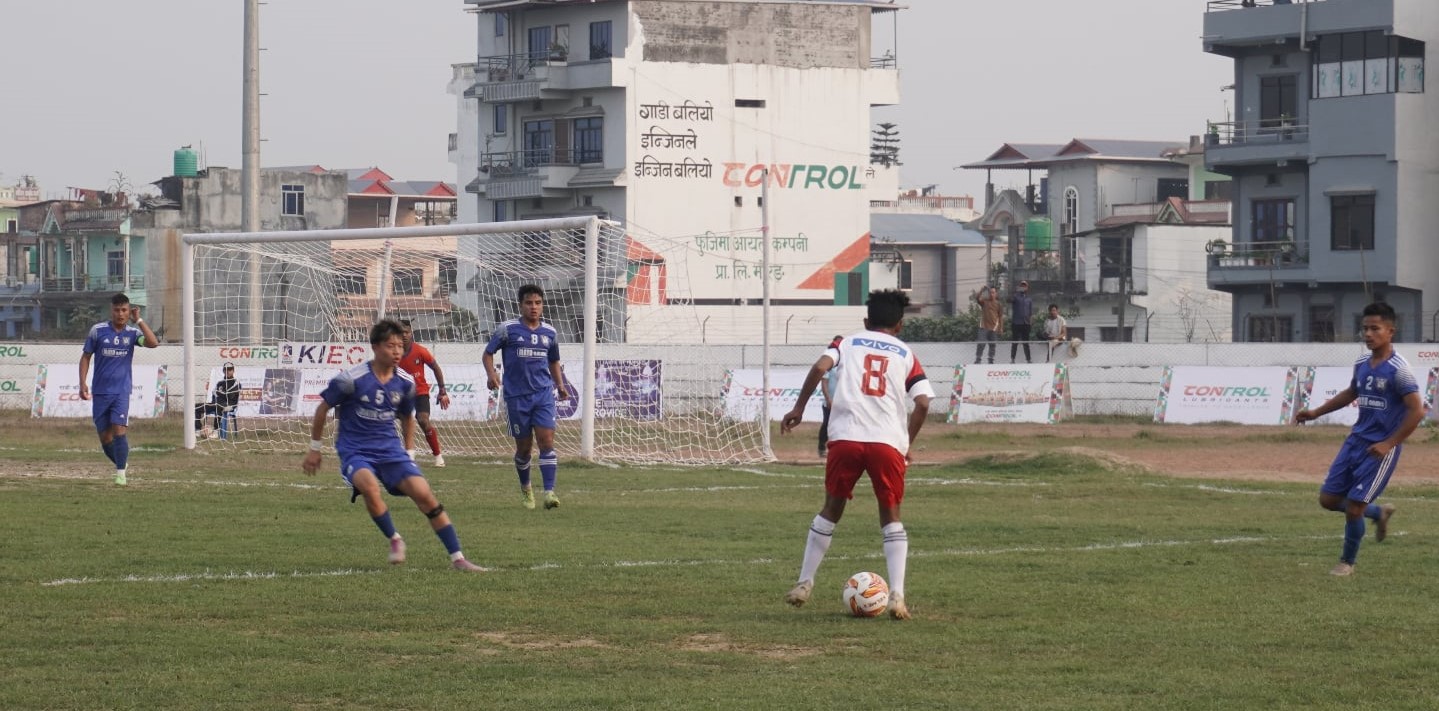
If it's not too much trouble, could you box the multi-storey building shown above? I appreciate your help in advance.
[1202,0,1435,342]
[451,0,902,344]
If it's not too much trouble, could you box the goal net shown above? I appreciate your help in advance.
[182,217,769,464]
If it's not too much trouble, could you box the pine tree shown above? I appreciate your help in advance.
[870,122,902,168]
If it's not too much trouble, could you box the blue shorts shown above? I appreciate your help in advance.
[1321,436,1401,503]
[339,454,422,497]
[506,391,557,439]
[91,393,130,433]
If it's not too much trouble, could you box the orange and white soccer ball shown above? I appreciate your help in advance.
[842,571,889,617]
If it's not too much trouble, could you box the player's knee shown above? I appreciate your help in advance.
[424,503,445,519]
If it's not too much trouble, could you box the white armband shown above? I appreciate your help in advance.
[309,439,324,452]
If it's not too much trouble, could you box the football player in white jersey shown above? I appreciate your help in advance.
[779,289,934,620]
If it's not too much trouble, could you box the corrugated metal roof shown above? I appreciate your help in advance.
[871,214,989,246]
[961,138,1185,170]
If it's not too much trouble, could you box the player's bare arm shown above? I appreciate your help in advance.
[78,353,92,400]
[1295,385,1358,423]
[482,352,501,391]
[130,305,160,348]
[400,413,417,452]
[302,401,333,475]
[428,357,451,409]
[551,362,569,400]
[1369,390,1425,458]
[781,356,834,433]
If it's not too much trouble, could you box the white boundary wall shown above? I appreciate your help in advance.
[2,341,1425,419]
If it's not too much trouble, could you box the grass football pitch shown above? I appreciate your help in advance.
[3,412,1438,710]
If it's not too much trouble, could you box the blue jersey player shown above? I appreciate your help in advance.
[301,318,485,572]
[483,284,569,510]
[79,293,159,486]
[1295,302,1424,576]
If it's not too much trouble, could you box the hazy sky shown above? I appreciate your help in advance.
[6,0,1232,202]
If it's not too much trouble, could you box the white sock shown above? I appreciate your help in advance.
[116,468,126,477]
[798,514,836,583]
[449,551,464,562]
[882,522,908,598]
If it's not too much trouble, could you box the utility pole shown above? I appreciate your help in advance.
[1116,230,1129,342]
[243,0,263,340]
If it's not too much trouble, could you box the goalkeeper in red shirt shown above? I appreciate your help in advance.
[399,320,451,467]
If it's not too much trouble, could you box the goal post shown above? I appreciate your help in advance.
[181,217,770,464]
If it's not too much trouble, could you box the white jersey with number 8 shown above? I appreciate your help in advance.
[823,330,934,455]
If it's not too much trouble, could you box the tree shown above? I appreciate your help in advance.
[870,122,902,168]
[901,307,984,343]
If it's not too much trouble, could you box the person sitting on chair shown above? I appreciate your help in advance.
[196,362,242,439]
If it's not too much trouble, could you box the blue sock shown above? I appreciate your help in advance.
[434,524,462,555]
[1342,517,1366,564]
[515,455,532,489]
[1364,504,1383,520]
[371,511,397,539]
[101,440,117,465]
[112,435,130,470]
[539,449,557,492]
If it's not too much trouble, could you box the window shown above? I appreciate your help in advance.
[528,25,552,62]
[1099,236,1130,280]
[391,269,424,296]
[1247,315,1293,343]
[1331,194,1375,251]
[1062,187,1078,234]
[1204,180,1233,201]
[439,257,457,296]
[524,119,555,166]
[1309,305,1336,342]
[281,184,305,216]
[1099,326,1134,343]
[107,251,125,281]
[589,20,612,60]
[1259,75,1297,128]
[1156,178,1188,201]
[573,117,603,164]
[493,200,508,223]
[1315,31,1425,98]
[1251,198,1295,243]
[5,219,15,234]
[494,12,506,37]
[493,104,507,135]
[898,260,913,290]
[336,269,365,295]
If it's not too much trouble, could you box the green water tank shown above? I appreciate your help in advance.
[1024,218,1054,251]
[173,146,199,177]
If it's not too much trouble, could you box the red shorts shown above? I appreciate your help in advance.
[824,440,907,507]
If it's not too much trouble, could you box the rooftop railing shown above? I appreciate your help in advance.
[1206,0,1323,11]
[1204,118,1309,146]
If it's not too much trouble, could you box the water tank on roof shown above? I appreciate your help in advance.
[173,146,199,177]
[1024,218,1054,251]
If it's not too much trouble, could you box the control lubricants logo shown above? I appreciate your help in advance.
[0,345,27,359]
[1181,384,1272,401]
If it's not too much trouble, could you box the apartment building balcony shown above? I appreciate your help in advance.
[41,274,146,293]
[465,149,600,200]
[1203,119,1310,169]
[1204,0,1398,56]
[464,52,620,104]
[1207,239,1311,287]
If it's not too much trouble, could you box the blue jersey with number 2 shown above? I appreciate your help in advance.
[1349,353,1418,444]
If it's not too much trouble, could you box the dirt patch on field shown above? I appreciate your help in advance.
[472,631,611,651]
[772,422,1439,486]
[678,633,819,660]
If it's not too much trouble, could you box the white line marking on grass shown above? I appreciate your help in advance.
[42,568,378,587]
[42,533,1404,588]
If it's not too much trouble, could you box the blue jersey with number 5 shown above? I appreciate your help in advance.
[1349,353,1418,444]
[485,319,560,397]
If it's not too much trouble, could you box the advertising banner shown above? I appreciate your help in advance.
[548,359,663,421]
[279,342,369,367]
[428,364,495,422]
[948,364,1072,424]
[721,368,823,422]
[1301,366,1359,427]
[31,363,168,418]
[1154,366,1300,425]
